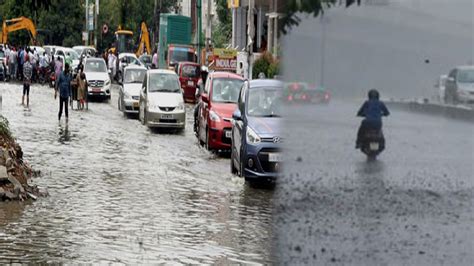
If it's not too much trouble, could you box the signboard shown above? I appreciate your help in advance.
[227,0,239,8]
[88,5,94,31]
[209,48,238,72]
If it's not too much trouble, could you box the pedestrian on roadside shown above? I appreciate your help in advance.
[152,49,158,69]
[55,63,72,122]
[8,47,17,81]
[54,56,63,87]
[22,54,33,107]
[75,65,87,110]
[18,47,24,81]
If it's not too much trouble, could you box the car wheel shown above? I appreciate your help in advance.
[239,154,245,178]
[143,110,148,126]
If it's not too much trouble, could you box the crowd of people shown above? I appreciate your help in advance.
[1,44,88,120]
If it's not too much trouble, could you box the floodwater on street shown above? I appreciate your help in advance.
[0,83,274,264]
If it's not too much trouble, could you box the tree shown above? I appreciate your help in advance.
[280,0,360,34]
[212,0,231,48]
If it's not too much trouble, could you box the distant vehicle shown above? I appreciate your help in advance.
[118,65,147,115]
[117,53,144,82]
[29,45,45,56]
[196,72,244,151]
[138,54,152,69]
[83,57,111,100]
[176,61,201,103]
[434,75,448,103]
[139,69,186,129]
[230,79,283,183]
[445,66,474,104]
[158,14,195,69]
[284,82,330,104]
[72,46,97,59]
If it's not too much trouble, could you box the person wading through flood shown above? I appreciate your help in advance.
[22,54,33,107]
[55,63,73,122]
[75,65,87,110]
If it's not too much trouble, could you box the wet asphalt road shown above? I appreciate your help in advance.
[274,101,474,265]
[0,83,273,264]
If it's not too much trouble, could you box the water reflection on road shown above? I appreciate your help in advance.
[0,84,273,264]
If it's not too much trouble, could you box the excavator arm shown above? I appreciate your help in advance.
[1,17,37,44]
[136,22,151,57]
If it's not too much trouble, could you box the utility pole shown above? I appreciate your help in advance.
[197,0,202,64]
[94,0,99,49]
[247,0,255,79]
[85,0,89,45]
[205,0,212,65]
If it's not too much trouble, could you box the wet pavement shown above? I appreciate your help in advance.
[274,102,474,265]
[0,83,273,264]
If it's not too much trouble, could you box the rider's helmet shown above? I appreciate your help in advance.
[368,89,380,100]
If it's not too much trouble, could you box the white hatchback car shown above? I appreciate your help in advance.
[118,65,147,114]
[139,69,186,129]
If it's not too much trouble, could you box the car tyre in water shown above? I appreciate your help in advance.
[230,148,238,175]
[205,128,212,151]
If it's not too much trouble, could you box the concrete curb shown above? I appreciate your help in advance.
[385,100,474,122]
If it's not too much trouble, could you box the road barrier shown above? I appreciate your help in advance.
[385,99,474,123]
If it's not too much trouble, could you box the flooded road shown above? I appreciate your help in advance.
[275,102,474,265]
[0,83,273,264]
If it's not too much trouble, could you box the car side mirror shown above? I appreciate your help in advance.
[201,93,209,103]
[108,69,112,74]
[232,109,242,121]
[447,77,455,83]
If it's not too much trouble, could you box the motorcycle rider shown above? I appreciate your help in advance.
[356,89,390,149]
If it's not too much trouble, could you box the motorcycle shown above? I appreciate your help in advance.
[49,71,56,88]
[38,66,52,85]
[360,129,385,159]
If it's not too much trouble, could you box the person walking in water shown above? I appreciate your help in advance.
[55,63,73,122]
[22,54,33,107]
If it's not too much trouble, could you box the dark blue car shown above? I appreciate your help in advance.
[230,79,283,183]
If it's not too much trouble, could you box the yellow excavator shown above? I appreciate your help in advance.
[110,22,151,56]
[135,22,151,57]
[1,17,37,44]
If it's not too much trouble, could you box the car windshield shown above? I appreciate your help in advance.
[73,48,83,55]
[66,50,79,60]
[170,50,195,63]
[457,69,474,83]
[247,87,282,117]
[149,73,180,93]
[181,65,200,78]
[84,60,107,72]
[211,78,243,103]
[140,56,152,64]
[124,69,146,83]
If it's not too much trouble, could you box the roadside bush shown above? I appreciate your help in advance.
[0,115,11,139]
[252,52,280,79]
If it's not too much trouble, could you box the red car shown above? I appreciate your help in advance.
[176,62,201,103]
[197,72,244,151]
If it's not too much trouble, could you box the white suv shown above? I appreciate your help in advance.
[83,57,112,100]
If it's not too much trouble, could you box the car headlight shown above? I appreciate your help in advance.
[124,91,132,100]
[105,80,111,86]
[209,110,221,122]
[176,102,185,111]
[149,104,160,111]
[246,127,261,144]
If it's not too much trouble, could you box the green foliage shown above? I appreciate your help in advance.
[252,52,279,79]
[212,0,231,48]
[280,0,360,34]
[0,115,12,139]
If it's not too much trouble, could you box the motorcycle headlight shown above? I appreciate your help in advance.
[176,102,185,111]
[246,127,261,144]
[209,110,221,122]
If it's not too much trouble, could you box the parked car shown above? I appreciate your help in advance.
[176,61,201,103]
[117,53,144,82]
[138,54,153,69]
[196,72,244,151]
[445,66,474,104]
[118,65,147,115]
[230,79,283,183]
[83,57,112,100]
[138,69,186,129]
